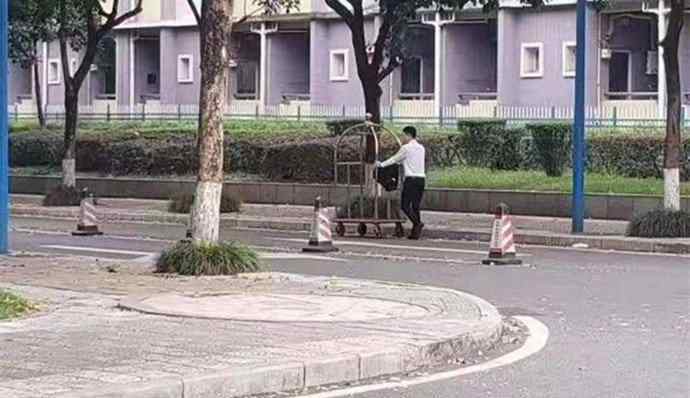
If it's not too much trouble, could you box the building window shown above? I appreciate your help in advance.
[520,43,544,78]
[329,49,349,82]
[563,42,576,78]
[236,61,258,97]
[401,57,423,94]
[48,59,61,85]
[177,55,194,83]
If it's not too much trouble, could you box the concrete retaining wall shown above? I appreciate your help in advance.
[11,175,690,221]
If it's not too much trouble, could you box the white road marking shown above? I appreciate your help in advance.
[293,316,549,398]
[41,245,154,257]
[40,244,344,262]
[271,237,535,257]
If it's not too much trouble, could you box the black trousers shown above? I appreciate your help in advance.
[401,177,425,226]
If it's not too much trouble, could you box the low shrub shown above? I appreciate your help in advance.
[156,241,261,276]
[326,119,364,136]
[168,192,243,214]
[456,119,507,133]
[452,124,524,170]
[42,185,82,207]
[627,209,690,238]
[336,196,402,220]
[0,290,35,320]
[528,123,572,177]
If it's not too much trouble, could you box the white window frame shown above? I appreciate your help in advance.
[329,49,349,82]
[47,59,61,85]
[177,54,194,84]
[520,42,544,79]
[562,41,577,78]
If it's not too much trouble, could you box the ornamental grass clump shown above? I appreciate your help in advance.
[155,241,262,276]
[626,210,690,238]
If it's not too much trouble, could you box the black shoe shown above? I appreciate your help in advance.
[408,224,421,240]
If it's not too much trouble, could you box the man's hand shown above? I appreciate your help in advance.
[375,161,382,168]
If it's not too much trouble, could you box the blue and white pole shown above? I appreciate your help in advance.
[572,0,587,234]
[0,0,9,252]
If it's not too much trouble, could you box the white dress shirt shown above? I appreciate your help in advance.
[380,139,426,178]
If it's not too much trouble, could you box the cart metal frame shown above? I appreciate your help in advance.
[333,120,406,239]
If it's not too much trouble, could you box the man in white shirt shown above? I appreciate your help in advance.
[378,126,426,239]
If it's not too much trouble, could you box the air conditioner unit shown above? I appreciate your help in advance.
[601,48,612,59]
[646,51,658,75]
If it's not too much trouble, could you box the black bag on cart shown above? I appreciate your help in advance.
[375,164,400,192]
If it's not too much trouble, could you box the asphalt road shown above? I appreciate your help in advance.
[8,216,690,398]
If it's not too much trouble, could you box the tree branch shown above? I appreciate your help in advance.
[324,0,354,24]
[377,57,400,82]
[108,0,143,29]
[186,0,202,26]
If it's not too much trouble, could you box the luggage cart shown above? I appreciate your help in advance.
[333,119,407,239]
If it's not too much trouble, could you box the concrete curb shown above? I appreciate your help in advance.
[62,277,503,398]
[12,206,690,255]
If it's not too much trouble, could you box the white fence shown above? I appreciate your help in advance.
[8,100,690,128]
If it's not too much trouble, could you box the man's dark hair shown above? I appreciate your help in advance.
[402,126,417,139]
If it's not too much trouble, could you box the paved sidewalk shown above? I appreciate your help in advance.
[0,254,504,398]
[11,195,690,254]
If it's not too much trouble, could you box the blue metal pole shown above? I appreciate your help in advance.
[572,0,587,234]
[0,0,8,252]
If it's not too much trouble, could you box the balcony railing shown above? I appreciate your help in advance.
[604,91,658,100]
[399,93,434,101]
[457,92,498,103]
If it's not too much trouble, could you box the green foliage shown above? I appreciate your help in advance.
[325,119,365,136]
[528,123,572,177]
[8,0,56,68]
[456,119,507,133]
[0,291,35,320]
[454,122,524,170]
[43,185,82,207]
[427,167,690,196]
[336,196,402,220]
[168,192,243,214]
[627,210,690,238]
[156,241,262,276]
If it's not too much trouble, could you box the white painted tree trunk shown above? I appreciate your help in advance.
[62,159,76,188]
[190,181,223,243]
[664,168,681,210]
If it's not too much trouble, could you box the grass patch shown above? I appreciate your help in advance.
[156,241,262,276]
[627,210,690,238]
[427,167,690,196]
[0,291,35,320]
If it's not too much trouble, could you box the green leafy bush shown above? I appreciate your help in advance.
[336,196,402,220]
[0,291,35,320]
[43,185,82,207]
[456,119,507,133]
[156,241,261,276]
[528,123,572,177]
[168,192,243,214]
[627,210,690,238]
[452,124,524,170]
[326,119,364,136]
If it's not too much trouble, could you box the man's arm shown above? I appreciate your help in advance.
[379,146,408,168]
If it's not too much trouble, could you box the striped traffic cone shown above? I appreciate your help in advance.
[72,195,103,236]
[303,197,338,253]
[482,203,521,265]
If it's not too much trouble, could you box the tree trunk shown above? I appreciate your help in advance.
[661,1,684,211]
[362,78,383,198]
[190,0,232,244]
[33,60,46,129]
[62,89,79,188]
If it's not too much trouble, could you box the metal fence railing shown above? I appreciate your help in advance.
[7,102,690,129]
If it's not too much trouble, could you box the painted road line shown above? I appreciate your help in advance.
[271,237,535,257]
[261,253,347,262]
[41,245,154,257]
[293,316,549,398]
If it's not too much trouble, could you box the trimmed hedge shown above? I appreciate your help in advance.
[326,119,364,136]
[627,210,690,238]
[527,123,572,177]
[168,192,242,214]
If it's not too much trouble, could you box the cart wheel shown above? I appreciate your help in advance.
[336,223,346,237]
[357,223,367,237]
[374,225,384,239]
[394,223,405,238]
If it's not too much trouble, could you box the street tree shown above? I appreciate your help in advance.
[660,0,686,210]
[184,0,297,244]
[8,0,56,128]
[55,0,142,189]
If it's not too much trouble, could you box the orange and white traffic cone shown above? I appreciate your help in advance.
[303,197,338,253]
[72,195,103,236]
[482,203,521,265]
